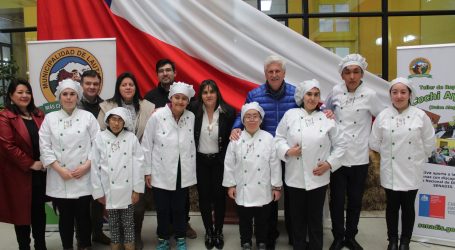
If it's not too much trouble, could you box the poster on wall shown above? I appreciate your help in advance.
[28,38,116,113]
[397,43,455,247]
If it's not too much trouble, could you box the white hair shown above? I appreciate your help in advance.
[264,55,286,72]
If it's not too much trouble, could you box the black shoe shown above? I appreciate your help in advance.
[266,242,275,250]
[241,243,252,250]
[399,237,410,250]
[204,231,214,249]
[387,237,398,250]
[92,232,111,245]
[329,238,344,250]
[213,230,224,249]
[257,243,267,250]
[344,238,363,250]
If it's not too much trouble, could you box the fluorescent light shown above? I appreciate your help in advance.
[375,37,382,46]
[261,0,272,11]
[403,35,416,43]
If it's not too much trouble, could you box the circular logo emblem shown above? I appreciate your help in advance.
[409,57,431,78]
[39,47,103,102]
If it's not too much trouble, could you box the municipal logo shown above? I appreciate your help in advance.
[409,57,432,78]
[39,47,103,102]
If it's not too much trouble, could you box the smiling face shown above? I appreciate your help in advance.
[119,77,136,102]
[10,84,32,112]
[341,65,363,92]
[157,63,176,91]
[60,88,78,112]
[201,85,217,108]
[243,109,262,134]
[108,114,125,135]
[170,93,189,116]
[390,83,411,112]
[303,87,320,113]
[82,75,101,100]
[265,62,285,91]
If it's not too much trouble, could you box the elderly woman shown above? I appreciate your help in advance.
[369,77,435,250]
[97,72,155,248]
[39,79,100,250]
[223,102,282,250]
[188,79,235,249]
[0,79,47,250]
[275,79,347,250]
[142,82,196,250]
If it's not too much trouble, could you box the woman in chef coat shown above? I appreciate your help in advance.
[142,82,196,250]
[91,107,145,250]
[222,102,282,250]
[369,77,435,250]
[39,79,100,250]
[275,79,347,250]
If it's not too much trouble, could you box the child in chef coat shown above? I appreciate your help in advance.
[222,102,282,250]
[91,107,145,250]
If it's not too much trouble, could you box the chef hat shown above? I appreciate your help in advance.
[241,102,265,125]
[390,77,417,102]
[104,107,132,130]
[294,79,321,106]
[338,54,368,74]
[168,81,195,100]
[55,79,83,101]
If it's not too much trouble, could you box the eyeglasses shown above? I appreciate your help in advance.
[244,115,261,121]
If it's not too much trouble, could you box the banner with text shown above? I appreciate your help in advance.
[397,43,455,246]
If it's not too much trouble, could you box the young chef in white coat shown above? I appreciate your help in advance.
[324,54,386,250]
[39,79,100,250]
[223,102,282,250]
[91,107,145,250]
[369,77,435,250]
[275,79,347,250]
[141,82,196,250]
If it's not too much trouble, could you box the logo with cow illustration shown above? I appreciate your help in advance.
[408,57,432,79]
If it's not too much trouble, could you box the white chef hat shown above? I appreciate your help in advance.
[168,81,195,100]
[241,102,265,125]
[294,79,321,106]
[390,77,417,102]
[338,54,368,74]
[55,78,83,101]
[104,107,132,130]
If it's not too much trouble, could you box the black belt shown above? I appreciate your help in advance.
[198,152,219,159]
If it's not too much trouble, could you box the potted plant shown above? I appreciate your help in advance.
[0,58,19,109]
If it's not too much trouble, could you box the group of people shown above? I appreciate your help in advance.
[0,54,435,250]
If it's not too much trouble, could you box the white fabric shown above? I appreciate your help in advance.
[39,108,100,198]
[168,81,195,100]
[240,101,265,124]
[389,77,417,102]
[325,83,387,166]
[222,130,282,207]
[369,106,435,191]
[104,107,133,130]
[91,129,145,209]
[110,1,390,102]
[294,79,321,106]
[275,108,348,190]
[198,106,220,154]
[338,54,368,74]
[141,105,196,190]
[55,79,83,101]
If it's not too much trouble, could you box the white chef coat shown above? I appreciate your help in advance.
[222,129,282,207]
[141,105,197,190]
[369,106,435,191]
[91,129,145,209]
[275,108,348,190]
[39,108,100,198]
[325,82,386,166]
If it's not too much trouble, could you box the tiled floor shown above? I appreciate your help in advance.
[0,211,452,250]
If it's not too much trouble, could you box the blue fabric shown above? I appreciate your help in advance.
[233,82,297,136]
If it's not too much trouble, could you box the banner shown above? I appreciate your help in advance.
[397,43,455,246]
[28,38,116,112]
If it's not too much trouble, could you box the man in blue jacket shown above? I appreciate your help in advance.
[231,55,297,250]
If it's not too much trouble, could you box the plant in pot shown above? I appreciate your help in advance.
[0,58,19,110]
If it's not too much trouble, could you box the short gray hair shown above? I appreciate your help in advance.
[264,55,286,72]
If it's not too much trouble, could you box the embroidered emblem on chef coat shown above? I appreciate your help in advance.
[396,117,406,127]
[111,140,120,152]
[63,119,73,129]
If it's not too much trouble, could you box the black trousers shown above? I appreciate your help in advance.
[53,195,92,249]
[14,176,47,250]
[329,164,368,240]
[90,198,105,236]
[288,185,327,250]
[384,188,418,240]
[237,202,272,246]
[196,153,226,232]
[153,187,188,239]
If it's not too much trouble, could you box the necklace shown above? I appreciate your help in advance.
[20,114,32,120]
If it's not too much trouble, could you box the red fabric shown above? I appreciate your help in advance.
[0,109,45,225]
[37,0,256,111]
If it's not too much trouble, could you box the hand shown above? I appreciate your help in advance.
[323,109,335,120]
[97,196,106,205]
[272,190,282,201]
[313,161,331,176]
[131,192,140,204]
[227,186,236,200]
[30,161,43,171]
[286,144,301,157]
[145,175,152,188]
[229,128,241,141]
[59,168,74,180]
[72,162,90,179]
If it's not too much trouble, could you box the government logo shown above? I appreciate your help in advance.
[409,57,432,78]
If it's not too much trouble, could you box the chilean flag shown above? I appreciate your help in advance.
[38,0,389,110]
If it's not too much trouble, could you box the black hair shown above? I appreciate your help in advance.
[195,79,233,117]
[155,59,175,73]
[81,70,101,83]
[5,78,39,115]
[107,72,141,112]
